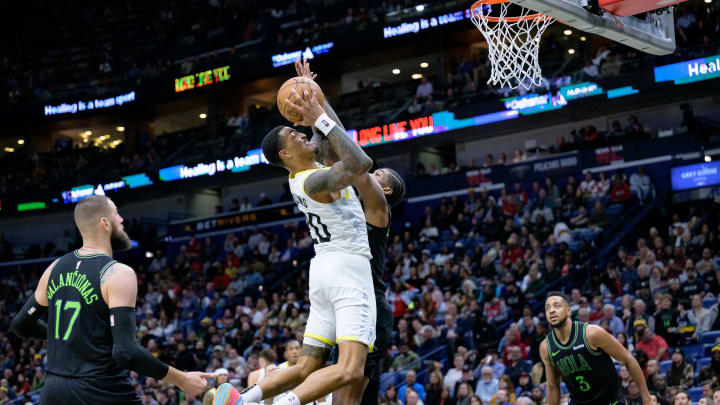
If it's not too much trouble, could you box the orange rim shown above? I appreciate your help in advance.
[470,0,552,22]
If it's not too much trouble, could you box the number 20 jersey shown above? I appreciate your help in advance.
[289,168,371,260]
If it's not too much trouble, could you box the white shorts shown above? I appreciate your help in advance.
[303,251,376,349]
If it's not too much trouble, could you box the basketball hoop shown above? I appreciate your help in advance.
[471,0,555,90]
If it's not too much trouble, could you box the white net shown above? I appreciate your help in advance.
[471,2,555,90]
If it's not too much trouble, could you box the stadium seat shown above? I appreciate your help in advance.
[561,382,568,395]
[659,360,672,374]
[696,357,710,375]
[683,344,705,362]
[699,331,720,345]
[688,387,703,403]
[703,297,716,309]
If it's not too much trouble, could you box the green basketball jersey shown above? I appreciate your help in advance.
[546,321,620,404]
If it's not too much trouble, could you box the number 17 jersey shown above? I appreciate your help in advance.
[45,250,127,379]
[289,168,371,259]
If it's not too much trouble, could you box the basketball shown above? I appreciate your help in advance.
[276,77,325,123]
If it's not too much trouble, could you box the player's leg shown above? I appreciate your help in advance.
[281,339,368,403]
[333,295,391,405]
[216,283,336,405]
[256,343,330,397]
[214,343,330,405]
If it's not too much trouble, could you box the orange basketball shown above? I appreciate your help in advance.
[277,77,325,123]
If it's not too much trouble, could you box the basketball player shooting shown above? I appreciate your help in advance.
[295,56,405,405]
[215,72,376,405]
[10,195,214,405]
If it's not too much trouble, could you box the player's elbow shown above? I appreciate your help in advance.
[346,156,373,175]
[10,314,24,338]
[112,344,134,370]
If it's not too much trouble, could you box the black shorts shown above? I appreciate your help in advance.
[41,374,141,405]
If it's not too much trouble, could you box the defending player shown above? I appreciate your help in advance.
[10,195,213,405]
[215,79,377,404]
[541,292,651,405]
[295,56,405,405]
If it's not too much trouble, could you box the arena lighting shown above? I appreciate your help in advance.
[412,73,423,79]
[145,251,154,258]
[116,126,125,132]
[580,36,587,41]
[82,131,92,136]
[416,4,425,11]
[17,139,24,145]
[392,68,401,74]
[199,113,208,119]
[4,147,14,152]
[706,0,712,3]
[420,62,429,68]
[82,138,89,143]
[563,29,572,36]
[568,49,576,54]
[706,155,712,162]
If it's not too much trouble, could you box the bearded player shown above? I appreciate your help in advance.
[11,195,212,405]
[541,292,651,405]
[215,71,377,405]
[295,56,405,405]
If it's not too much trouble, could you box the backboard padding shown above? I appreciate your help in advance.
[510,0,676,55]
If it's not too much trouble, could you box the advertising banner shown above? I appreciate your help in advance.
[169,202,301,236]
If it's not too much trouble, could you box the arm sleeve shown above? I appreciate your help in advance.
[110,307,170,379]
[11,294,48,340]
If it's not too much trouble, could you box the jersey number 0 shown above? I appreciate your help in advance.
[305,213,331,243]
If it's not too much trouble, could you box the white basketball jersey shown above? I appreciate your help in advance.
[288,168,371,259]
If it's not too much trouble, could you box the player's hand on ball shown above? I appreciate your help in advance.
[285,88,325,127]
[180,371,215,398]
[295,56,316,80]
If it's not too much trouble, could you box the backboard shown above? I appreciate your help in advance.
[510,0,679,55]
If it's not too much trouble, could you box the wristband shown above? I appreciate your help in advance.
[314,113,337,136]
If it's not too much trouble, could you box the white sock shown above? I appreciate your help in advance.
[240,385,263,403]
[276,391,301,405]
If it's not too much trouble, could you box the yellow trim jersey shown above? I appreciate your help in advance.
[288,168,371,259]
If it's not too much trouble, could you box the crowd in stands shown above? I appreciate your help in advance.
[3,157,720,405]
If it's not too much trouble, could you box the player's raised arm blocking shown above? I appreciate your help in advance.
[284,88,372,194]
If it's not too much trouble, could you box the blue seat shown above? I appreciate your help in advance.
[703,298,716,309]
[700,331,720,345]
[697,357,711,375]
[659,360,672,374]
[615,364,621,374]
[684,344,705,362]
[561,382,568,395]
[688,387,703,403]
[607,204,623,216]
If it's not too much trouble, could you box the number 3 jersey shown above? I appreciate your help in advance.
[289,168,371,260]
[45,250,127,379]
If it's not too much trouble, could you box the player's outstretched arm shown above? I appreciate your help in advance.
[540,340,562,405]
[104,263,214,398]
[10,259,57,339]
[586,324,651,404]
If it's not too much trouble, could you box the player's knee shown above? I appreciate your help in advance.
[338,363,365,386]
